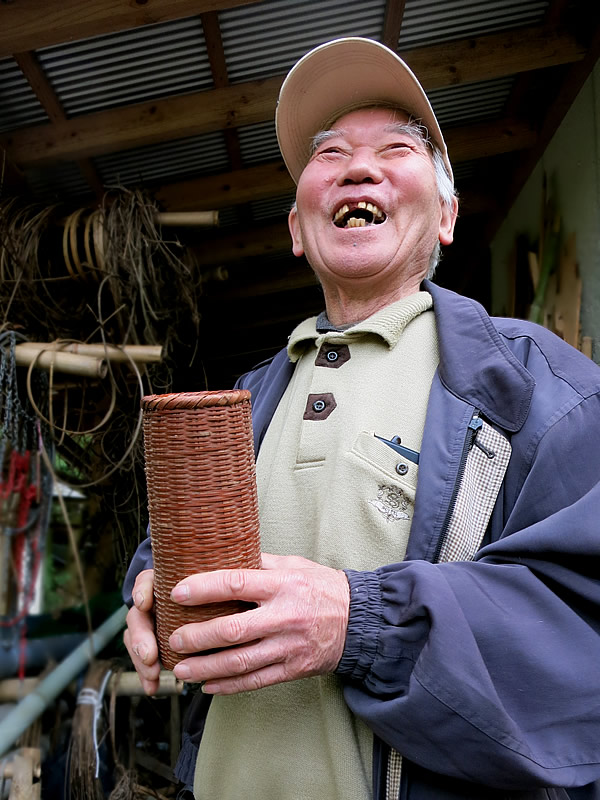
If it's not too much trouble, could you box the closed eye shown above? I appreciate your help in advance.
[383,142,414,154]
[317,146,347,157]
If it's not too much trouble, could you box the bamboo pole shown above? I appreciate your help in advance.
[108,670,184,696]
[15,342,162,364]
[0,671,183,701]
[13,346,107,378]
[2,749,41,780]
[154,210,218,227]
[0,605,127,758]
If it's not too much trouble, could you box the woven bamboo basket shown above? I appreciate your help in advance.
[141,389,261,669]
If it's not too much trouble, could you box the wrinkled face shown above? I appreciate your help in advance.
[288,108,457,298]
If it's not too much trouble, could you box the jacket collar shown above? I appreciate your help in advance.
[425,281,534,432]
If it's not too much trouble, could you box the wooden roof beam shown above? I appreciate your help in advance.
[12,51,104,198]
[0,0,261,59]
[382,0,407,50]
[1,26,581,168]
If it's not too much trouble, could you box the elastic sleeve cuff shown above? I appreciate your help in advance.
[335,569,382,682]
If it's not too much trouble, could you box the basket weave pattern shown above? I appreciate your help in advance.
[141,390,261,669]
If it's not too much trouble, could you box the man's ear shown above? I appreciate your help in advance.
[288,205,304,257]
[439,195,459,246]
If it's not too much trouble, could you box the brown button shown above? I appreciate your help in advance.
[315,344,351,368]
[303,393,337,421]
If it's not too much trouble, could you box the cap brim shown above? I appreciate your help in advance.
[275,37,451,184]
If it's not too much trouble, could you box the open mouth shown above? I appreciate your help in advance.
[333,201,386,229]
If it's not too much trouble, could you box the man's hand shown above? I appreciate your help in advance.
[168,553,350,695]
[123,568,161,695]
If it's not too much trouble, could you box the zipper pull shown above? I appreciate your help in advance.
[468,413,495,459]
[467,413,483,440]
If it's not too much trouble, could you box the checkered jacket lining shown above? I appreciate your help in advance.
[386,419,512,799]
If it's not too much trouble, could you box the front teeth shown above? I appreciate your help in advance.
[332,202,385,226]
[357,201,384,220]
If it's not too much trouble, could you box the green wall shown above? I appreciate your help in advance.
[490,63,600,362]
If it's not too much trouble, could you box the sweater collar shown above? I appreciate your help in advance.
[287,291,433,362]
[425,280,534,432]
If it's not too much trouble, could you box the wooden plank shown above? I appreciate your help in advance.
[444,118,536,162]
[2,75,284,166]
[0,0,261,58]
[1,27,579,167]
[382,0,407,50]
[553,232,581,348]
[403,27,584,88]
[12,52,64,123]
[13,51,103,196]
[194,222,293,265]
[200,11,245,170]
[201,11,230,89]
[155,160,294,211]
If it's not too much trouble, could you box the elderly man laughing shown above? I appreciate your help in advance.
[123,38,600,800]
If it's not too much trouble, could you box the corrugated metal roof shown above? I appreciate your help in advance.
[96,131,229,187]
[250,192,296,223]
[451,160,479,183]
[36,17,212,118]
[398,0,549,49]
[237,120,280,166]
[24,162,92,203]
[219,0,386,83]
[0,58,49,134]
[428,76,515,128]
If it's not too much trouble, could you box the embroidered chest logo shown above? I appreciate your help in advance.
[369,484,411,522]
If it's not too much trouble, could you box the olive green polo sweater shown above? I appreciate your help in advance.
[194,291,438,800]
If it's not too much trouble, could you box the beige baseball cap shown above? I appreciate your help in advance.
[275,37,452,184]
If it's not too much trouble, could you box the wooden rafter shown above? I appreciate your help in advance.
[0,0,261,59]
[1,26,582,169]
[1,75,283,166]
[12,51,104,198]
[382,0,407,50]
[200,12,245,171]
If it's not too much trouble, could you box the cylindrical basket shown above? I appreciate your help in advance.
[141,389,261,670]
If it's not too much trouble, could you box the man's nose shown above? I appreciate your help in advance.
[337,149,383,185]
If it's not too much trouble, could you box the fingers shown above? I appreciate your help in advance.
[170,555,325,606]
[124,602,160,695]
[168,563,350,693]
[171,567,277,606]
[189,662,289,695]
[169,607,264,655]
[172,637,282,686]
[131,568,155,612]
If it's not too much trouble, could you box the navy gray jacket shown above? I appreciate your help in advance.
[124,281,600,800]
